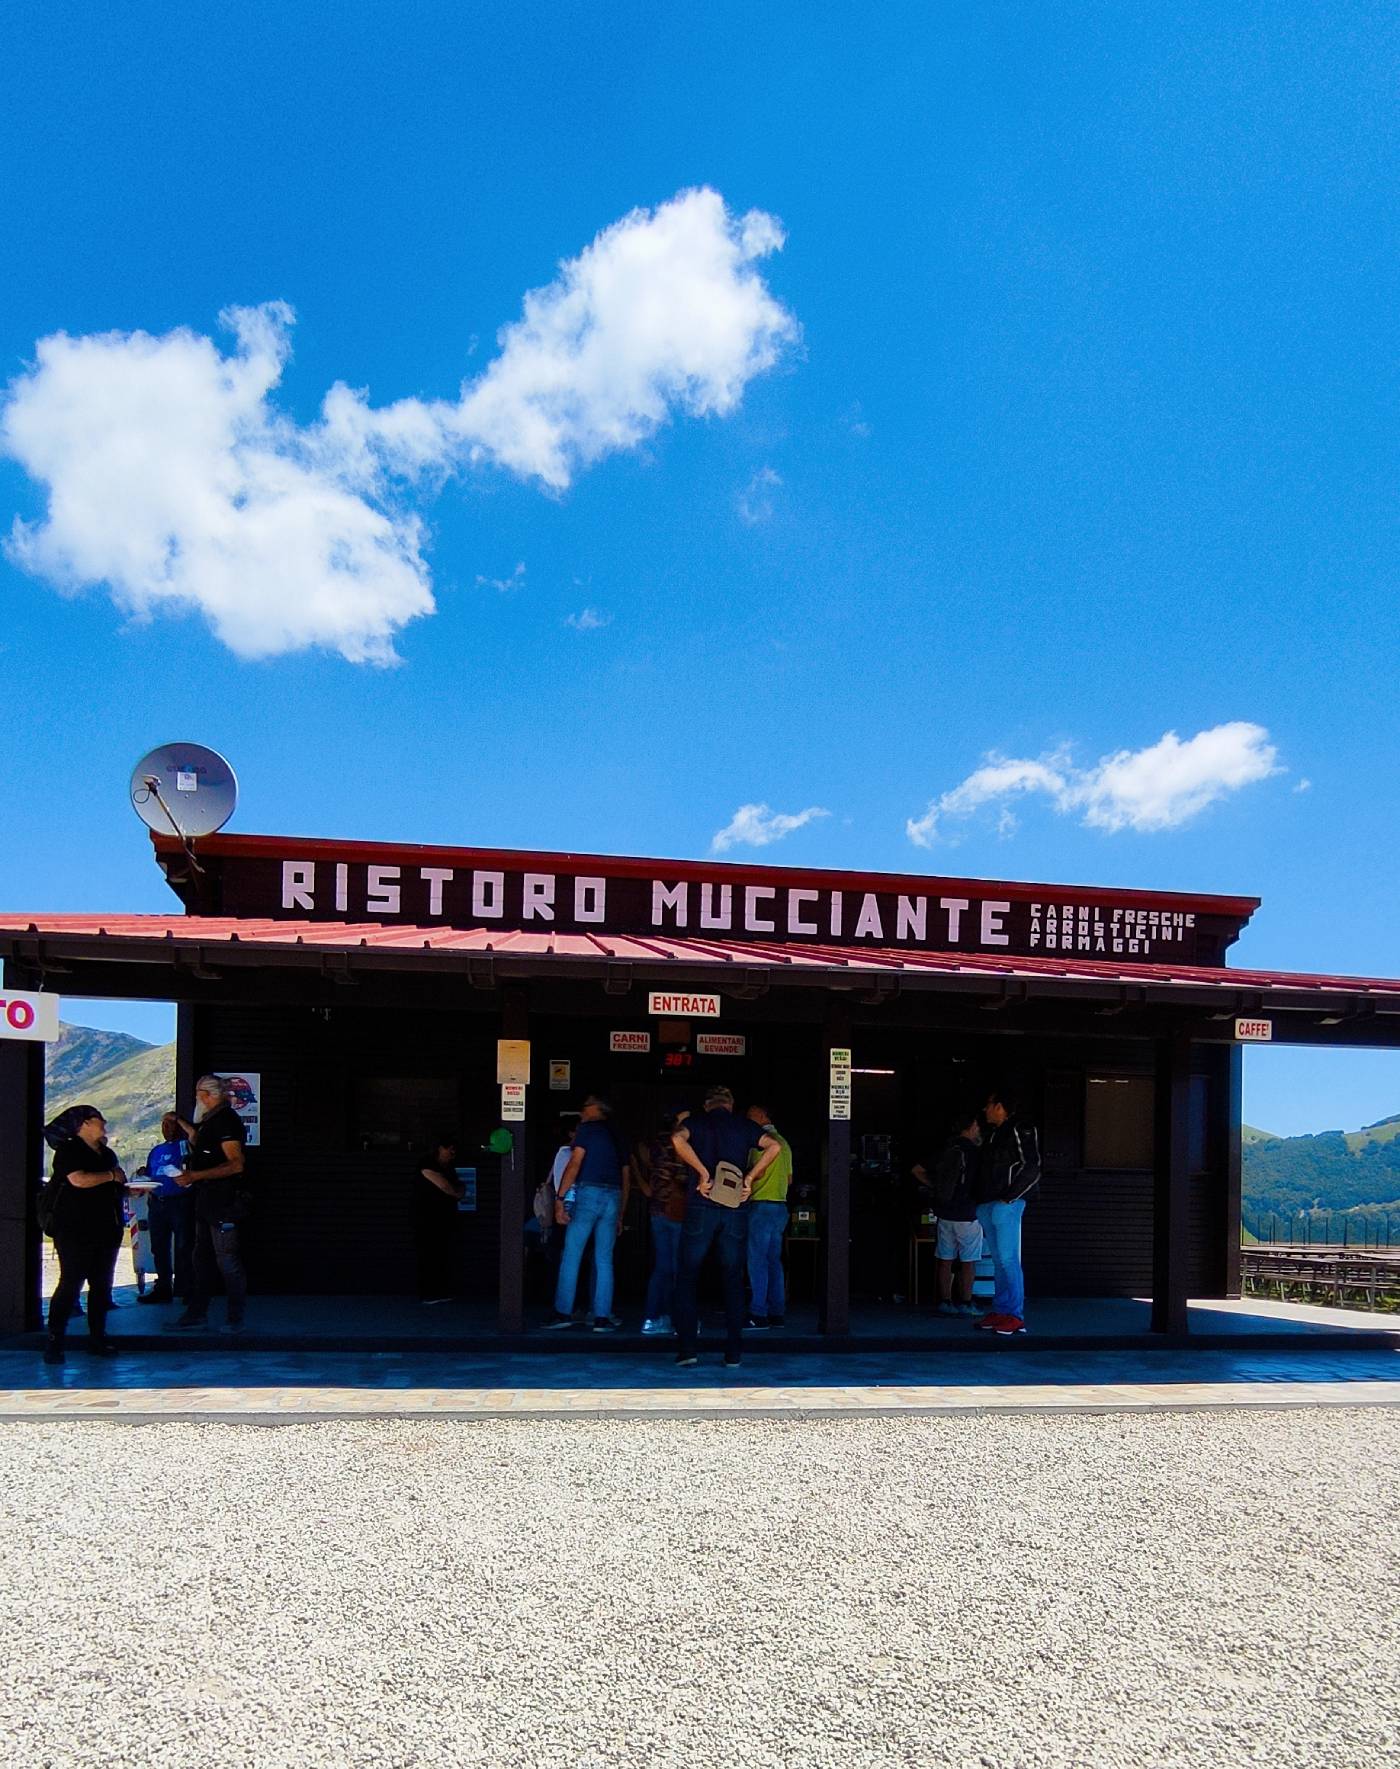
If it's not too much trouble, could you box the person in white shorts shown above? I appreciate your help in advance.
[931,1108,985,1317]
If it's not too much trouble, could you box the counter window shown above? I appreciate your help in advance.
[1084,1073,1153,1170]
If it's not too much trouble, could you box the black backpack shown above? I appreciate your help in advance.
[37,1176,68,1238]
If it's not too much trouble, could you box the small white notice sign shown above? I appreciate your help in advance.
[695,1033,746,1057]
[1234,1018,1273,1042]
[609,1031,652,1054]
[829,1046,852,1120]
[647,991,720,1018]
[501,1081,527,1121]
[0,989,60,1043]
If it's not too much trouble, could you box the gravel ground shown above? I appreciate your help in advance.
[1,1409,1396,1769]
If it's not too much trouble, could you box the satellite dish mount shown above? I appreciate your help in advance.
[129,743,239,876]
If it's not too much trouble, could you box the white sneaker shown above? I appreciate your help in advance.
[641,1318,667,1336]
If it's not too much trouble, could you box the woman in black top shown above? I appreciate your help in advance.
[416,1137,465,1303]
[44,1104,126,1364]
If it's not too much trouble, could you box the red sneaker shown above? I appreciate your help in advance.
[993,1316,1027,1336]
[975,1312,1005,1332]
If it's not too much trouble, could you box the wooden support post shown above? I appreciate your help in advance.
[0,1039,45,1336]
[819,1013,851,1336]
[496,987,529,1336]
[1151,1031,1192,1335]
[1223,1045,1243,1298]
[175,1001,197,1115]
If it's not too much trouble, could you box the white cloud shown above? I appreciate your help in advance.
[1,188,795,663]
[906,722,1280,847]
[476,562,526,593]
[737,464,782,525]
[565,607,611,631]
[1,305,433,664]
[1294,777,1312,794]
[711,802,829,853]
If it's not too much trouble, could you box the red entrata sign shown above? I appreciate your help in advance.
[154,833,1259,965]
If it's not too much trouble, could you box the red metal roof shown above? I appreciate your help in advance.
[2,911,1398,1002]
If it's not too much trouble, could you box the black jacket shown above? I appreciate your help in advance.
[929,1135,981,1222]
[978,1118,1041,1205]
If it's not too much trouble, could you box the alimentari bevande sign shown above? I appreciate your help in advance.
[216,853,1216,961]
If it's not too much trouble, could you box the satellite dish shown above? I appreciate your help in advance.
[130,743,239,842]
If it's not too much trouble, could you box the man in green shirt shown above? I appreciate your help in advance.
[745,1104,793,1328]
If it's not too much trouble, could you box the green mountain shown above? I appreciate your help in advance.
[1243,1112,1400,1230]
[43,1022,176,1169]
[45,1023,152,1098]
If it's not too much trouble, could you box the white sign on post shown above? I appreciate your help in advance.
[1234,1018,1273,1043]
[0,989,59,1043]
[501,1081,527,1122]
[828,1046,852,1121]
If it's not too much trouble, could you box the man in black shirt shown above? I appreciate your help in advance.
[974,1087,1041,1336]
[168,1075,250,1333]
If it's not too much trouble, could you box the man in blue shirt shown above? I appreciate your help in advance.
[545,1096,632,1332]
[671,1086,782,1368]
[139,1112,193,1305]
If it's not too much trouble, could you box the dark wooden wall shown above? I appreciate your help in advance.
[189,995,1237,1302]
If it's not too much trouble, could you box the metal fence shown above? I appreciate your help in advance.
[1242,1211,1396,1248]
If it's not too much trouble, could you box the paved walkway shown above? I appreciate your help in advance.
[25,1288,1399,1351]
[3,1342,1397,1421]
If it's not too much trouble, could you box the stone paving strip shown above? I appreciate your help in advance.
[2,1374,1399,1421]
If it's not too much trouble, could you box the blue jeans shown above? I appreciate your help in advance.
[674,1200,749,1359]
[554,1186,621,1319]
[147,1190,195,1297]
[645,1215,682,1320]
[975,1199,1026,1319]
[747,1200,788,1319]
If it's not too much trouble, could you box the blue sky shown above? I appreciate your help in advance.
[1,3,1397,1134]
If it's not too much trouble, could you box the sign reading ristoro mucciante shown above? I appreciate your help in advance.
[172,837,1255,964]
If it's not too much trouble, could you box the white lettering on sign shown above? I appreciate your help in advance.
[699,883,732,931]
[259,852,1216,961]
[652,881,688,928]
[788,889,819,935]
[522,873,555,922]
[696,1033,746,1057]
[648,992,720,1018]
[282,861,315,910]
[472,871,505,919]
[980,900,1010,947]
[421,867,453,917]
[1234,1018,1273,1042]
[744,885,776,934]
[366,865,401,915]
[574,878,607,924]
[853,894,883,940]
[0,989,60,1042]
[609,1030,653,1054]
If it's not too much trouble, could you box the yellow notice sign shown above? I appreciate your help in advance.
[497,1040,531,1085]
